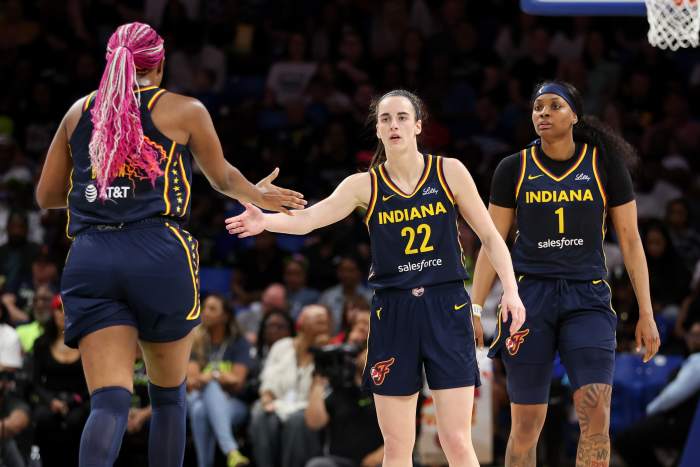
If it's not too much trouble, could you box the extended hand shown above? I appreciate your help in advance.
[225,203,266,238]
[256,167,307,214]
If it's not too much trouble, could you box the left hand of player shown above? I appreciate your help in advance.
[473,316,485,348]
[636,314,660,363]
[500,289,526,336]
[255,167,307,214]
[225,202,266,238]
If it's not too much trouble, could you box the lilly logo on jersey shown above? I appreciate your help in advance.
[422,186,439,196]
[370,357,396,386]
[575,173,591,182]
[84,184,131,203]
[505,329,530,356]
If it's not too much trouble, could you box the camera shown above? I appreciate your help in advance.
[309,343,360,389]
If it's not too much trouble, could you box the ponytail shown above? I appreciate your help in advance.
[574,115,639,171]
[89,22,165,200]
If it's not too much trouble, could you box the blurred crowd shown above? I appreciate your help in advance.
[1,0,700,466]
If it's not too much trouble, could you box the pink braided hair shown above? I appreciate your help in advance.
[89,22,165,200]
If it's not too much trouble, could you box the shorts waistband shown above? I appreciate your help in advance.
[375,281,466,299]
[81,217,178,234]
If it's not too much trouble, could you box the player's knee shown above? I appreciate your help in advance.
[382,430,415,460]
[511,412,545,445]
[574,383,611,434]
[439,430,472,458]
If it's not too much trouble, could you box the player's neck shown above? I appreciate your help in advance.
[540,135,576,161]
[384,149,424,187]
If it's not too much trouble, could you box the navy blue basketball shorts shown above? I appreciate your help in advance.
[61,218,201,349]
[363,281,480,396]
[488,276,617,404]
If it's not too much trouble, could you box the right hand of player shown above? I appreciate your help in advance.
[473,316,485,348]
[225,203,266,238]
[255,167,307,215]
[500,289,526,336]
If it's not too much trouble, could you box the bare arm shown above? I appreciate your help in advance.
[184,99,305,213]
[36,98,83,209]
[304,376,330,430]
[471,204,516,307]
[443,158,525,333]
[226,172,370,237]
[610,200,660,361]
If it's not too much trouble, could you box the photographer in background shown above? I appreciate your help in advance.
[0,306,30,467]
[304,321,383,467]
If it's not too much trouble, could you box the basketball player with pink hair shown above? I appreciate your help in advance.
[36,22,305,467]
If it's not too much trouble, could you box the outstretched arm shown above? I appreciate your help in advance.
[610,200,660,362]
[443,158,525,335]
[184,98,306,213]
[226,172,371,237]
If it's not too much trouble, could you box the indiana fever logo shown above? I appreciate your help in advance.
[371,357,396,386]
[505,329,530,356]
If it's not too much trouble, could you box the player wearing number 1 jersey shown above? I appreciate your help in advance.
[226,89,525,467]
[471,81,660,467]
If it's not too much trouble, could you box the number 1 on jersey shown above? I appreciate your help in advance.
[554,207,565,234]
[401,223,434,255]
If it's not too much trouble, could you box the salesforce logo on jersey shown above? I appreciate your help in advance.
[397,258,443,272]
[84,184,131,203]
[537,237,584,249]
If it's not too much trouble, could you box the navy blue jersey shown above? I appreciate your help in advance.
[365,155,469,290]
[66,86,193,237]
[511,143,607,280]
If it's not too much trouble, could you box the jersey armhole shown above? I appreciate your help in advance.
[514,149,527,200]
[436,156,456,205]
[364,169,378,227]
[82,91,97,113]
[147,89,167,111]
[591,147,607,208]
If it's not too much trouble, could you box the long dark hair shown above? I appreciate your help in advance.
[191,293,243,366]
[256,309,296,359]
[532,80,638,170]
[367,89,428,169]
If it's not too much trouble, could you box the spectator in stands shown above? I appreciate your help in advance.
[0,308,30,467]
[255,309,296,365]
[284,257,320,320]
[666,198,700,272]
[32,298,89,467]
[615,319,700,467]
[187,294,254,467]
[319,256,372,334]
[330,295,369,344]
[266,33,318,107]
[249,304,331,467]
[644,220,691,313]
[0,211,40,298]
[237,282,288,344]
[15,285,55,352]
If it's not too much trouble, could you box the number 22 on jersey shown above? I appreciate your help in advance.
[401,223,434,254]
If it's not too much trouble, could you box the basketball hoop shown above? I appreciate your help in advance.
[645,0,700,50]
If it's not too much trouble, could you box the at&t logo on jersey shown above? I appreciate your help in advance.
[505,329,530,356]
[370,357,396,385]
[84,184,131,203]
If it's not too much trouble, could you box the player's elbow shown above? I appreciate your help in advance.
[35,185,67,209]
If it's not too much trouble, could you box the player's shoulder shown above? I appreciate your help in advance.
[157,90,203,112]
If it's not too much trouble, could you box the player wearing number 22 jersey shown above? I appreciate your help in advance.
[363,154,476,395]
